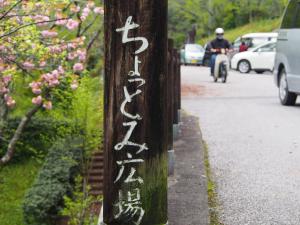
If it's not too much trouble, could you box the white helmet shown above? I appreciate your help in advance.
[215,28,224,34]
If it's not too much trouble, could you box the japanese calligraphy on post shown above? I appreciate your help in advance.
[113,16,149,225]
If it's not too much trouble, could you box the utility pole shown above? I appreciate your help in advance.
[103,1,168,225]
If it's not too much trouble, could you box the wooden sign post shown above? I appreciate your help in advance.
[103,1,168,225]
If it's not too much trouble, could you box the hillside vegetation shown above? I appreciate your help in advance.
[168,0,287,47]
[199,18,281,45]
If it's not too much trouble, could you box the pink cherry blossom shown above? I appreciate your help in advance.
[43,101,52,110]
[2,75,12,85]
[73,63,84,72]
[87,2,95,8]
[29,81,42,95]
[58,66,65,75]
[80,15,87,21]
[40,61,46,67]
[94,7,104,15]
[41,30,58,38]
[31,15,50,26]
[49,46,63,54]
[0,86,8,94]
[70,5,81,13]
[68,52,77,60]
[66,19,79,30]
[82,7,90,16]
[41,71,60,87]
[32,96,43,105]
[71,80,79,90]
[23,62,35,70]
[32,88,42,95]
[0,45,6,51]
[77,49,87,62]
[5,95,16,108]
[0,0,9,7]
[55,13,67,25]
[29,81,42,89]
[67,42,77,50]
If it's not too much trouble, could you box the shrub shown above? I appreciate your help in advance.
[70,76,104,157]
[60,176,102,225]
[0,117,76,162]
[22,138,83,225]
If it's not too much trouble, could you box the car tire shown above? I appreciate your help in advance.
[238,60,251,73]
[255,70,265,74]
[279,68,297,106]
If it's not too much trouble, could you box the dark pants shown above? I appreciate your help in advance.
[210,54,217,75]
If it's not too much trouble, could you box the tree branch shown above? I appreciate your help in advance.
[0,0,23,21]
[0,104,41,166]
[87,29,101,52]
[80,16,98,36]
[0,18,69,39]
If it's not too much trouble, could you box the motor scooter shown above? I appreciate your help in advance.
[213,48,229,83]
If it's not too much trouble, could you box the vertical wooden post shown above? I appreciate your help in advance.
[173,49,179,125]
[103,1,168,225]
[177,51,182,122]
[167,39,174,176]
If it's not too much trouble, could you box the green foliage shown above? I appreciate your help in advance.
[0,159,41,225]
[70,76,104,157]
[36,75,103,158]
[22,138,83,225]
[168,0,288,47]
[200,18,281,45]
[61,176,102,225]
[0,117,75,162]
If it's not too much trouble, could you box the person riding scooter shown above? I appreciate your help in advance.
[210,28,231,76]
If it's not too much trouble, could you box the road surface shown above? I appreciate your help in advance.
[182,66,300,225]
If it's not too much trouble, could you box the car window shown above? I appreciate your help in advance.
[256,43,276,52]
[281,0,300,29]
[186,45,204,52]
[251,38,271,48]
[233,38,241,48]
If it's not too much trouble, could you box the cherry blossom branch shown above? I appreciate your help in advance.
[80,16,98,36]
[87,28,101,52]
[0,0,23,21]
[0,18,70,39]
[0,104,42,166]
[2,55,34,77]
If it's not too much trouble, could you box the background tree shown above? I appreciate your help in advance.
[0,0,104,165]
[168,0,289,47]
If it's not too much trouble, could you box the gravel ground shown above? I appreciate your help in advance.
[181,66,300,225]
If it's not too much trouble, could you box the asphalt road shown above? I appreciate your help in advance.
[181,66,300,225]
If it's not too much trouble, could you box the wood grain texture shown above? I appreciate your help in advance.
[104,1,168,224]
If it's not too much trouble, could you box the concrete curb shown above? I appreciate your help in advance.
[168,114,209,225]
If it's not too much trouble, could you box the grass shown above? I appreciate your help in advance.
[203,141,223,225]
[200,18,281,45]
[0,159,41,225]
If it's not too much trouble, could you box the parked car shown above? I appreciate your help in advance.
[231,41,276,74]
[274,0,300,105]
[232,33,278,53]
[180,44,205,66]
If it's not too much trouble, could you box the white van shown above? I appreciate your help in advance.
[274,0,300,105]
[233,33,278,51]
